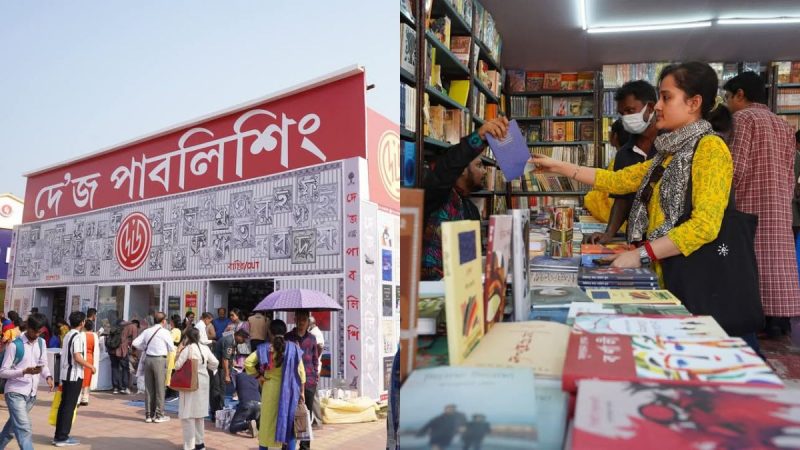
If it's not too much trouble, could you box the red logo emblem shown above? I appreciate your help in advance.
[0,204,12,218]
[115,212,152,271]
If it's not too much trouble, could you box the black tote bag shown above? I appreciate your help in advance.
[659,150,764,336]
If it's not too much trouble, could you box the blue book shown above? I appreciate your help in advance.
[529,307,570,324]
[486,120,531,181]
[400,367,539,449]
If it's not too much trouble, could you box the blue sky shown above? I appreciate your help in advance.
[0,1,397,199]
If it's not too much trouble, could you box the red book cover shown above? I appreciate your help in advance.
[562,334,783,394]
[574,380,800,450]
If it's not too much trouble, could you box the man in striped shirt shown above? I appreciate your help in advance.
[54,311,95,447]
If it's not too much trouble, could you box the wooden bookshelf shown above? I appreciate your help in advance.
[401,0,505,190]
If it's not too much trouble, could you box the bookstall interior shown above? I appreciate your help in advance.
[399,1,800,448]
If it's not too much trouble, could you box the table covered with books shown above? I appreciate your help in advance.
[399,203,796,450]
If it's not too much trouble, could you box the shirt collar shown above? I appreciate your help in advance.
[745,103,770,112]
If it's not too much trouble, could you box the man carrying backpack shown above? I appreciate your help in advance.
[0,313,54,450]
[106,319,138,395]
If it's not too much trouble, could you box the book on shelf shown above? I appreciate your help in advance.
[449,35,471,67]
[428,16,451,49]
[428,105,446,141]
[473,1,502,63]
[570,314,729,338]
[448,79,470,107]
[577,71,594,90]
[791,61,800,83]
[401,140,416,187]
[560,72,578,90]
[543,73,561,90]
[573,380,800,450]
[399,188,424,382]
[511,209,531,321]
[777,88,800,111]
[445,0,473,27]
[462,321,571,378]
[507,69,525,93]
[483,215,513,331]
[562,334,783,393]
[441,221,484,365]
[443,108,467,144]
[585,289,680,304]
[400,83,417,132]
[399,366,538,449]
[526,71,544,91]
[400,22,417,75]
[602,62,671,88]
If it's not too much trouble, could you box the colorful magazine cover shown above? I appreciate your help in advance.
[400,366,539,449]
[483,215,513,331]
[574,380,800,450]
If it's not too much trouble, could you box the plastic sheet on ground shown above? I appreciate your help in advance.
[321,396,378,424]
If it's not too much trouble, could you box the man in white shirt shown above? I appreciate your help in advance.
[132,312,175,424]
[195,313,213,346]
[0,313,54,450]
[54,312,95,447]
[308,316,325,429]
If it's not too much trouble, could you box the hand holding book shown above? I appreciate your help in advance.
[478,116,509,141]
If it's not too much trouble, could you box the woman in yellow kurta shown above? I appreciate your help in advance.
[245,319,305,450]
[534,62,733,282]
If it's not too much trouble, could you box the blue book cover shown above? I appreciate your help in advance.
[486,120,531,181]
[529,307,570,324]
[400,366,539,449]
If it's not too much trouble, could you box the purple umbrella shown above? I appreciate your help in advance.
[253,289,343,312]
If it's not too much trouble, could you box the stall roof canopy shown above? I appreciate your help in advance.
[482,0,800,71]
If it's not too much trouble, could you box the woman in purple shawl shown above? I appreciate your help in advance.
[245,319,306,450]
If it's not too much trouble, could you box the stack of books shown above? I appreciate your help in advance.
[578,266,659,290]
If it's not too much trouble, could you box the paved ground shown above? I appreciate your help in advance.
[0,389,386,449]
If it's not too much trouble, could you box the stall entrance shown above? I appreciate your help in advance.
[33,287,67,325]
[207,279,274,318]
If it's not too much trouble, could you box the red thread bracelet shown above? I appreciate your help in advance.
[644,241,657,262]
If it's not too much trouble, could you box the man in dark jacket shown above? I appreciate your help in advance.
[421,117,509,280]
[228,371,261,437]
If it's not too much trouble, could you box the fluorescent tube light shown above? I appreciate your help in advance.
[587,21,712,33]
[580,0,588,30]
[718,17,800,25]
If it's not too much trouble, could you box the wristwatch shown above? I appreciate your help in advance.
[638,247,652,266]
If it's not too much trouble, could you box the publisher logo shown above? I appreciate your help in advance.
[115,212,152,271]
[378,130,400,203]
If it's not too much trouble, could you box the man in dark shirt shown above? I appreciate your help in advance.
[587,80,659,244]
[462,414,492,450]
[228,371,261,437]
[421,117,509,280]
[286,310,319,450]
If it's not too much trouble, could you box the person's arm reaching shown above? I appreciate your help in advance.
[588,198,632,244]
[423,117,509,216]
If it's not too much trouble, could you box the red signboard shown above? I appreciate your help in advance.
[367,108,400,212]
[23,70,367,222]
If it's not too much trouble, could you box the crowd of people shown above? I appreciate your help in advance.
[0,306,326,450]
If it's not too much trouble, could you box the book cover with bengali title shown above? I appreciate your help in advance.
[483,215,513,332]
[574,380,800,450]
[579,267,658,282]
[563,334,783,394]
[462,321,571,378]
[441,221,485,365]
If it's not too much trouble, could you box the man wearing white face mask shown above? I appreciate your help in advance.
[587,80,659,245]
